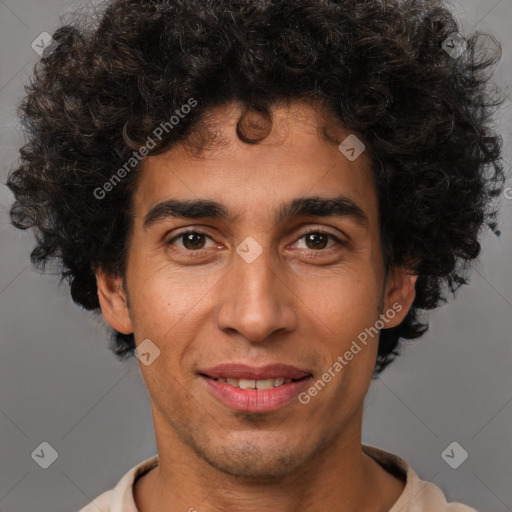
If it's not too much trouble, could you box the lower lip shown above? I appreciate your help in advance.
[201,376,312,413]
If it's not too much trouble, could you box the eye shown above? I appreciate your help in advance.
[167,231,219,253]
[166,228,346,258]
[293,229,345,253]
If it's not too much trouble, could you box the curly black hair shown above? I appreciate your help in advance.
[6,0,506,375]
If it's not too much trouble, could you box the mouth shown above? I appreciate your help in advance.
[199,362,311,381]
[200,375,310,390]
[198,363,313,413]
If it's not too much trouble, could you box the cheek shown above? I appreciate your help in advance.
[300,268,383,392]
[301,266,382,332]
[125,247,207,334]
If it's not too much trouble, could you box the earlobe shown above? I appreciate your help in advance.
[382,267,418,329]
[95,267,133,335]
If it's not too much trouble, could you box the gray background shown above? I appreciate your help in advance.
[0,0,511,511]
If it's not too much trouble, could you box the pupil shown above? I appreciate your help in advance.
[307,233,327,249]
[184,233,204,249]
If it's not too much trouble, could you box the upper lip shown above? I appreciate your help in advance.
[200,363,312,380]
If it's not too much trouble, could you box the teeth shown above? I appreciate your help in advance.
[216,377,294,389]
[239,379,255,389]
[256,379,275,390]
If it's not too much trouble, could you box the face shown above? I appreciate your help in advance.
[97,101,416,479]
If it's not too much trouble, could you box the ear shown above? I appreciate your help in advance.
[381,266,418,328]
[95,267,133,334]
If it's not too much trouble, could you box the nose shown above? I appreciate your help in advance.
[215,241,298,344]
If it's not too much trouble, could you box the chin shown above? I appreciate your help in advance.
[198,436,311,479]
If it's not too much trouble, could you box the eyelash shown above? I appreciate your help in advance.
[166,228,346,258]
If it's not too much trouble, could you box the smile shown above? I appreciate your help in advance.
[210,377,296,389]
[200,374,312,413]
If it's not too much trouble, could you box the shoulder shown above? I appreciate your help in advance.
[399,478,478,512]
[75,455,159,512]
[77,490,113,512]
[362,445,477,512]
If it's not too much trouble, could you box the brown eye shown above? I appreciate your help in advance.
[181,232,207,250]
[168,231,215,251]
[294,230,342,252]
[303,232,330,250]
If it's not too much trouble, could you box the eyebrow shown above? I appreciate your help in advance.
[143,195,369,229]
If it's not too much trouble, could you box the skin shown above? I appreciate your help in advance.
[96,101,417,512]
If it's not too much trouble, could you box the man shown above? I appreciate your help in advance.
[7,0,505,510]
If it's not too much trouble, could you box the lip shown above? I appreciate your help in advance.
[200,374,313,413]
[199,363,311,380]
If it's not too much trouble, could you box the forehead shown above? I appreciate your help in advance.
[132,101,378,228]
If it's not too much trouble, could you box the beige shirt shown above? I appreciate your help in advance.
[78,445,477,512]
